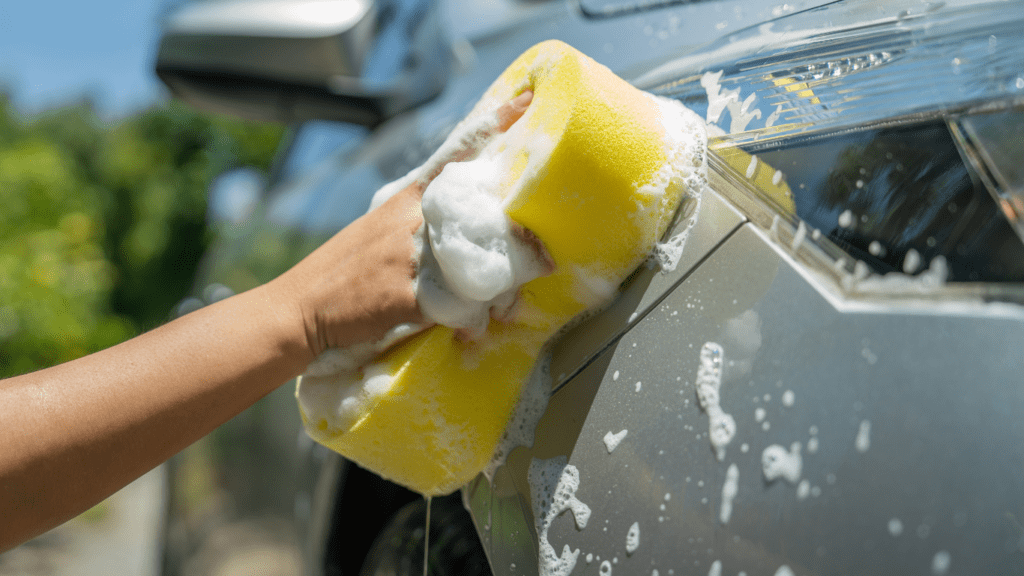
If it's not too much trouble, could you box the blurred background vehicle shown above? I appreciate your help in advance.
[154,0,1024,575]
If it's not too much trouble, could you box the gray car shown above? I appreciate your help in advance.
[156,0,1024,574]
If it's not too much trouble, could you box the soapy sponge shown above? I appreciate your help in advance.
[297,40,707,495]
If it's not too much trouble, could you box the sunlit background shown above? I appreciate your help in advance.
[0,1,285,574]
[0,0,164,117]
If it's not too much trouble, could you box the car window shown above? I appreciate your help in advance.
[744,119,1024,282]
[950,107,1024,245]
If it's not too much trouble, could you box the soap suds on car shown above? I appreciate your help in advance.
[694,342,736,460]
[603,430,628,453]
[529,456,592,576]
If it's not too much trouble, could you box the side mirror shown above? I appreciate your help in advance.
[155,0,451,126]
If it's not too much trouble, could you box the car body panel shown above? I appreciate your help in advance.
[469,219,1024,576]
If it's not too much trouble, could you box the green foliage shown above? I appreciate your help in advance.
[0,96,285,377]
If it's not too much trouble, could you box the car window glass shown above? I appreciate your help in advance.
[748,120,1024,282]
[950,107,1024,245]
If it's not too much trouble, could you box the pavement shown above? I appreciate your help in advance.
[0,465,167,576]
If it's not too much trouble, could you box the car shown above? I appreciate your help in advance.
[155,0,1024,574]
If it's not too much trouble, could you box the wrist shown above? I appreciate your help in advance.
[252,279,319,373]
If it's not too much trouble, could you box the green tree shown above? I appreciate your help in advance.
[0,97,284,377]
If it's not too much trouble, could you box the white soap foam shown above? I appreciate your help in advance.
[755,407,766,422]
[586,553,593,563]
[650,95,709,273]
[838,209,854,228]
[603,430,629,453]
[796,479,810,500]
[626,522,640,554]
[762,443,802,484]
[600,560,613,576]
[528,456,592,576]
[299,323,427,435]
[418,159,550,334]
[731,93,763,133]
[303,323,422,377]
[613,370,620,381]
[700,70,762,132]
[774,566,795,576]
[708,560,722,576]
[932,550,951,575]
[701,70,738,125]
[782,390,795,407]
[903,248,921,273]
[791,221,806,251]
[298,362,401,440]
[635,381,642,392]
[806,437,819,454]
[768,214,781,242]
[368,91,562,337]
[719,463,739,524]
[852,256,948,294]
[855,420,872,453]
[694,342,736,461]
[888,518,904,537]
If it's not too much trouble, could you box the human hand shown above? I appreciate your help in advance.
[270,90,534,357]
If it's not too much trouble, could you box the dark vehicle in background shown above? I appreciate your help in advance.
[156,0,1024,574]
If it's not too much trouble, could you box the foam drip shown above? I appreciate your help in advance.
[762,443,803,484]
[719,463,739,524]
[625,522,640,554]
[528,456,592,576]
[694,342,736,461]
[603,430,628,453]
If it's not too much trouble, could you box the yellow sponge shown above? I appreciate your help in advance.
[297,40,705,495]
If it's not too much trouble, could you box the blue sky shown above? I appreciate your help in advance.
[0,0,168,118]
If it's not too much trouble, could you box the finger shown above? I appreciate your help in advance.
[510,220,555,276]
[496,90,533,132]
[416,91,535,192]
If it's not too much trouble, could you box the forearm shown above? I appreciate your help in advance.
[0,280,312,551]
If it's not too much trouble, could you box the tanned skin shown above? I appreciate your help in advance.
[0,91,533,552]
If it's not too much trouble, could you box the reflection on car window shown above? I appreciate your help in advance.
[751,121,1024,282]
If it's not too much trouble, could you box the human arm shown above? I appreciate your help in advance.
[0,90,532,551]
[0,183,425,552]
